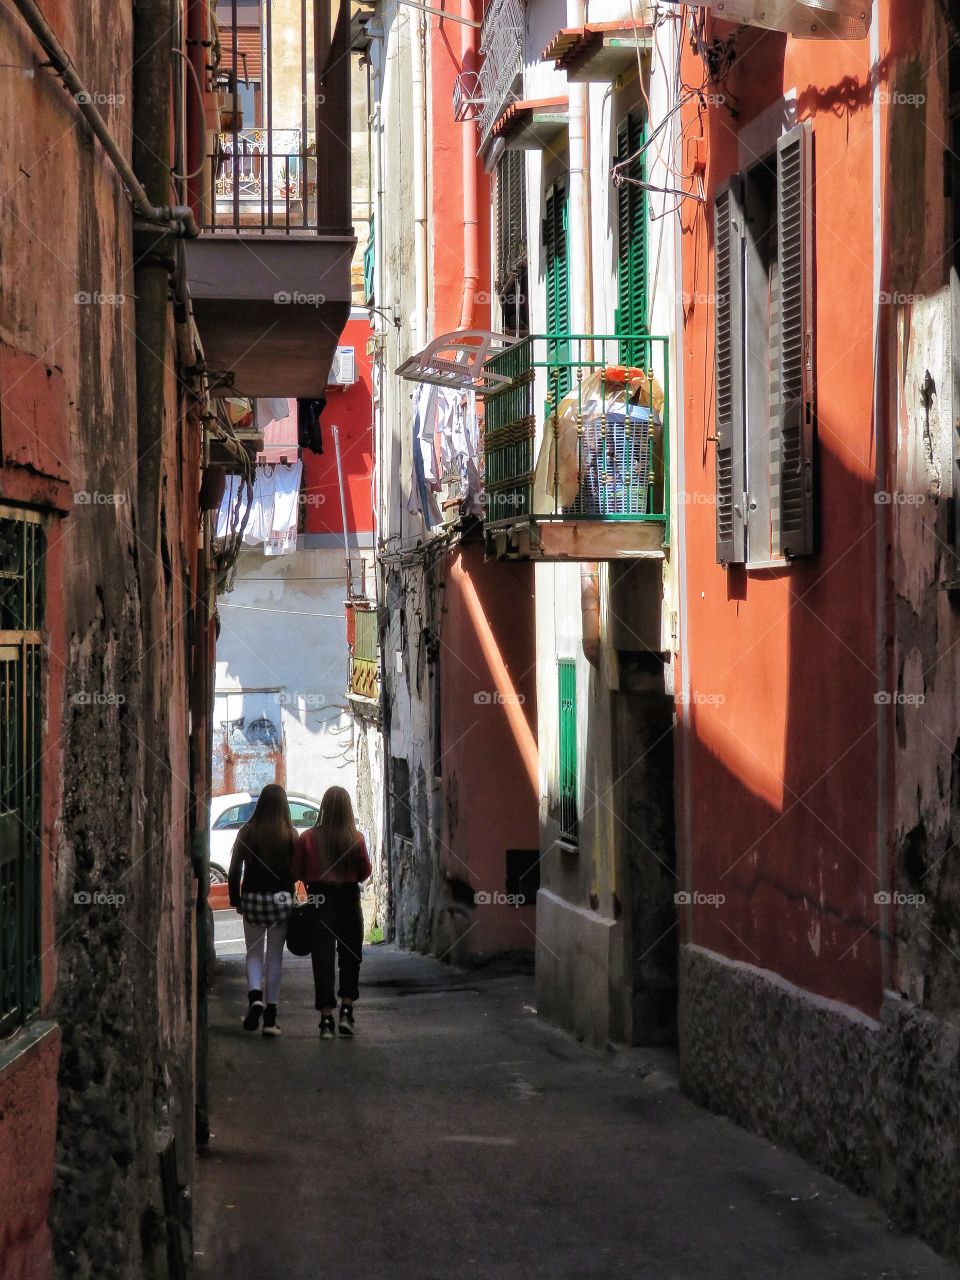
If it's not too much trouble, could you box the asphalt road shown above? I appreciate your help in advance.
[195,915,960,1280]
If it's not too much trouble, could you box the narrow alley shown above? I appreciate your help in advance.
[196,922,957,1280]
[7,0,960,1277]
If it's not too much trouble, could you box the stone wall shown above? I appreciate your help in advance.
[679,944,960,1260]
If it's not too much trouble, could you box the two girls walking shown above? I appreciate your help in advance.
[227,783,371,1039]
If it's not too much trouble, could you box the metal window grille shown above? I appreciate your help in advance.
[0,508,44,1035]
[495,150,527,295]
[557,659,577,843]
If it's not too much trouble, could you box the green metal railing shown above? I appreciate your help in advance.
[483,334,669,529]
[0,509,44,1036]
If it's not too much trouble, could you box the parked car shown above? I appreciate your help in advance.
[208,791,322,883]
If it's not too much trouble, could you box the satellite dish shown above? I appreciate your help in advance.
[688,0,870,39]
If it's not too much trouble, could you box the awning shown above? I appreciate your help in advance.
[396,330,521,395]
[541,23,652,81]
[681,0,869,39]
[491,97,569,151]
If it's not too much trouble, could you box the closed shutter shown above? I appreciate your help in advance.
[773,122,815,558]
[557,659,578,843]
[616,111,648,367]
[714,181,747,565]
[544,179,571,402]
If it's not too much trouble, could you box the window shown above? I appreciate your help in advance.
[505,848,540,903]
[544,177,571,402]
[495,149,528,335]
[213,802,255,830]
[714,121,816,565]
[390,756,413,839]
[0,508,44,1035]
[616,110,648,366]
[288,803,319,827]
[557,659,578,844]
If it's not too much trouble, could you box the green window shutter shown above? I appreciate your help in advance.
[616,111,648,368]
[773,121,816,558]
[544,178,571,402]
[557,659,578,843]
[714,180,747,566]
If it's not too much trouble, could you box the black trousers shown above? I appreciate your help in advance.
[308,882,363,1010]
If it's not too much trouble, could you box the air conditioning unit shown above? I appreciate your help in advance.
[329,346,357,386]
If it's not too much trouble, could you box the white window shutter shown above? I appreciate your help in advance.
[774,122,816,558]
[714,182,747,566]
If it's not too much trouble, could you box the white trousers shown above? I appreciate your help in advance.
[243,918,288,1004]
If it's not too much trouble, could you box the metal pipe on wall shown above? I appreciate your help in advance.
[410,7,429,345]
[8,0,198,236]
[458,0,480,329]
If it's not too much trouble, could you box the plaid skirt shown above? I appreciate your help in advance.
[240,890,294,926]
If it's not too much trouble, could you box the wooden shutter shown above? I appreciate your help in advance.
[714,181,746,565]
[616,111,648,367]
[557,659,578,843]
[544,179,571,401]
[774,122,815,558]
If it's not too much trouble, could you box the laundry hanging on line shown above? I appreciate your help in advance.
[213,461,303,555]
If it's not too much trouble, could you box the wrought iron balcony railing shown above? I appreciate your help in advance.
[482,334,670,529]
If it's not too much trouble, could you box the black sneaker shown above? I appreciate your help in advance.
[338,1004,355,1037]
[243,991,264,1032]
[261,1004,281,1037]
[319,1015,336,1040]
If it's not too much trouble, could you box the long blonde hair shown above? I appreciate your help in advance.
[315,786,361,869]
[238,783,296,874]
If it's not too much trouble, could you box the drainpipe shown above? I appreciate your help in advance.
[458,0,480,329]
[411,10,429,345]
[9,0,198,238]
[565,0,592,334]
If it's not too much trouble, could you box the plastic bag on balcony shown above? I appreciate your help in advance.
[532,367,664,516]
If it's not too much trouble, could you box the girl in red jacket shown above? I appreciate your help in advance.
[292,786,372,1039]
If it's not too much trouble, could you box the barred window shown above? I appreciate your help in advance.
[0,507,44,1035]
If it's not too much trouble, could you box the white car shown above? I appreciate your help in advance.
[208,791,322,883]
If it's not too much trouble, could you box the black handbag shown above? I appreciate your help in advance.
[286,903,315,956]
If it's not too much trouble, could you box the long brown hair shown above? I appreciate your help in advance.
[238,784,296,875]
[314,785,361,872]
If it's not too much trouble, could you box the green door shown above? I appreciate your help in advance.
[558,659,578,843]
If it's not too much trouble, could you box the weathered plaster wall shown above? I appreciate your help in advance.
[0,4,201,1275]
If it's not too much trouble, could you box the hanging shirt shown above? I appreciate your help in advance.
[264,461,303,556]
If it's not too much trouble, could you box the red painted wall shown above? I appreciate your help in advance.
[302,316,374,536]
[677,20,886,1016]
[441,545,539,953]
[428,7,491,336]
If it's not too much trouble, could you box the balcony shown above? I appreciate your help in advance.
[346,600,379,705]
[185,0,355,398]
[482,334,669,561]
